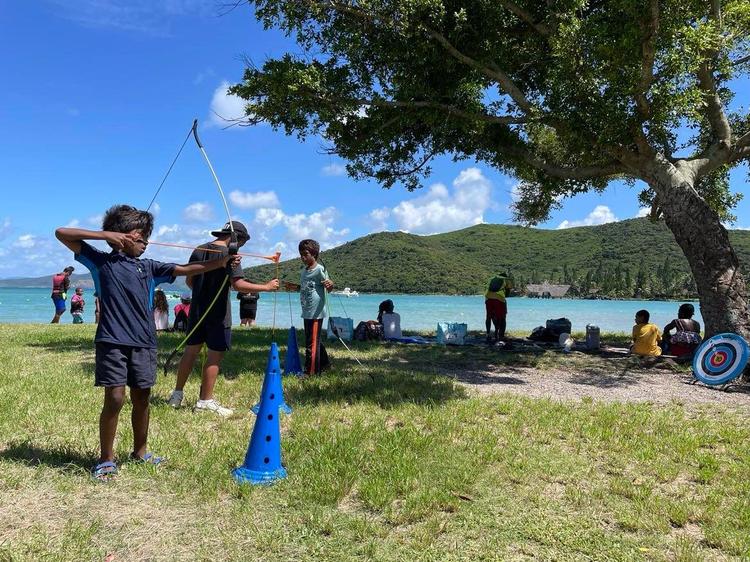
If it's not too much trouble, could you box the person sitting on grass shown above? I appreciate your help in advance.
[283,239,334,375]
[70,287,85,324]
[662,303,702,357]
[631,309,662,357]
[55,204,238,482]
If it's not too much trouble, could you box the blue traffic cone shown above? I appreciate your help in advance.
[251,342,292,415]
[232,347,287,485]
[284,326,303,376]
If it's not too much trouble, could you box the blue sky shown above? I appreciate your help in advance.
[1,1,748,279]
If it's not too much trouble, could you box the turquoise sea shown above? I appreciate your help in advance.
[0,287,702,334]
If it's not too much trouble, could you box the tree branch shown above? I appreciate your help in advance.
[498,1,550,36]
[732,54,750,66]
[502,146,625,180]
[634,0,658,122]
[425,28,534,114]
[353,98,530,125]
[689,3,732,177]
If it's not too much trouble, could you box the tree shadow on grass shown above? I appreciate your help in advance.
[0,441,93,472]
[286,370,466,409]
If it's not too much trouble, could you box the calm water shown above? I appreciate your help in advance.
[0,287,702,334]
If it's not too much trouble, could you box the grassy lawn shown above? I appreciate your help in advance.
[0,324,749,561]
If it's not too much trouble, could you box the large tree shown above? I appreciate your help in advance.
[231,0,750,339]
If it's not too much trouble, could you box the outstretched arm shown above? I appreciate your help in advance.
[173,256,237,277]
[55,227,138,255]
[233,277,279,293]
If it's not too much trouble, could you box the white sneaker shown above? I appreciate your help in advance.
[167,390,184,408]
[194,399,233,417]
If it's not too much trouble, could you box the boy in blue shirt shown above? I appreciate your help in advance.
[284,239,334,374]
[56,204,238,481]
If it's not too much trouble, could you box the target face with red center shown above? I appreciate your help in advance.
[692,333,749,385]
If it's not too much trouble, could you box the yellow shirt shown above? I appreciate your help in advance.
[485,280,512,302]
[632,323,662,356]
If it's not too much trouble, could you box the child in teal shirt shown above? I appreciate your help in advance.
[284,239,334,374]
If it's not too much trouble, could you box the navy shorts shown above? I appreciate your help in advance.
[52,295,66,314]
[95,342,157,389]
[185,322,232,352]
[239,306,257,320]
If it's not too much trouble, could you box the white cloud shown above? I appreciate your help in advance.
[50,0,211,36]
[636,207,650,218]
[368,207,391,232]
[13,234,39,249]
[207,81,247,128]
[254,208,285,228]
[229,190,280,210]
[557,205,618,229]
[87,214,103,227]
[321,163,346,177]
[193,67,215,85]
[183,202,214,222]
[375,167,493,234]
[65,219,81,228]
[0,218,12,240]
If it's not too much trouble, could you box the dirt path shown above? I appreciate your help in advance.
[448,352,750,408]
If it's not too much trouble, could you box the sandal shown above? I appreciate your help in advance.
[91,461,118,482]
[130,452,166,466]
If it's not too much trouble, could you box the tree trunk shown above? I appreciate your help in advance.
[653,172,750,346]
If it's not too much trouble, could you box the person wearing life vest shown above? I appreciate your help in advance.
[51,265,75,323]
[485,273,512,343]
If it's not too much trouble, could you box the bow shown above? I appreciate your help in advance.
[146,119,245,374]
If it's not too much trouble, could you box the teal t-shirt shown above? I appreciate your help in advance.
[300,263,329,320]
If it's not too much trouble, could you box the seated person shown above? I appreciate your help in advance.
[631,309,662,356]
[663,303,702,356]
[377,299,394,324]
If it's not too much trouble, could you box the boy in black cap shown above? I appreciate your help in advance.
[168,221,279,416]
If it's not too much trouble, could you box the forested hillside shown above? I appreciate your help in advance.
[246,218,750,298]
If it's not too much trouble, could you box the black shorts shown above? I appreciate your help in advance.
[95,342,157,389]
[239,306,257,320]
[185,321,232,352]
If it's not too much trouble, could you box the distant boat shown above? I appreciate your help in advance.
[333,287,359,297]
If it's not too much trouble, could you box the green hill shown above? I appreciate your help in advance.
[245,218,750,298]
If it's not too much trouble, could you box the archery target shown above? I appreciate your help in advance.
[692,333,749,385]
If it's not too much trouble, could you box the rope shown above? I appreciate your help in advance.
[272,259,279,341]
[288,290,294,326]
[148,241,277,261]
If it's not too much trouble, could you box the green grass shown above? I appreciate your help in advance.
[1,324,749,561]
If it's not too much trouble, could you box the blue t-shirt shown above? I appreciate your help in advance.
[300,263,329,320]
[75,241,176,348]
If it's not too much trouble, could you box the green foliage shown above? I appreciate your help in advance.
[232,0,749,219]
[245,217,750,297]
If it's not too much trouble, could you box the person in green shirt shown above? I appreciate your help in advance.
[485,273,512,343]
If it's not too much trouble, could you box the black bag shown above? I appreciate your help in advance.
[173,309,189,332]
[354,321,384,341]
[545,318,572,336]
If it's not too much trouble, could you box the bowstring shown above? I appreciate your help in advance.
[146,124,194,212]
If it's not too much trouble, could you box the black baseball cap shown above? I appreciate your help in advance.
[210,221,250,240]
